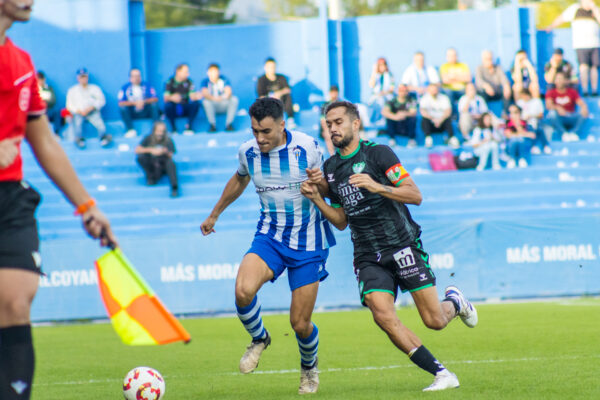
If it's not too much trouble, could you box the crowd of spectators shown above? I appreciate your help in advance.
[36,0,598,182]
[364,39,594,170]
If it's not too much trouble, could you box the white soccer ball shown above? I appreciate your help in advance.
[123,366,165,400]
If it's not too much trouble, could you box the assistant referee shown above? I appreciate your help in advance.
[0,1,116,399]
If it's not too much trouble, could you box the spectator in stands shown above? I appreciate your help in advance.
[511,49,540,99]
[135,121,179,198]
[320,85,341,155]
[118,68,159,138]
[471,112,502,171]
[516,89,551,155]
[458,82,488,140]
[547,0,600,96]
[504,104,536,168]
[164,63,201,135]
[545,71,589,142]
[36,71,61,135]
[201,63,239,132]
[440,47,471,105]
[66,68,111,149]
[419,83,458,148]
[257,57,296,128]
[475,50,512,115]
[381,84,418,148]
[367,57,395,124]
[544,48,578,89]
[401,51,440,97]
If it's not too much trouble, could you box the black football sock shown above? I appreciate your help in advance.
[408,345,445,376]
[0,325,35,399]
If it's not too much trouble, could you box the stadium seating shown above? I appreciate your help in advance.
[23,98,600,244]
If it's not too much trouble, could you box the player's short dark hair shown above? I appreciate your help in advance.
[520,88,532,97]
[208,63,220,70]
[325,101,360,121]
[329,85,339,92]
[36,71,45,80]
[175,63,188,72]
[249,97,284,122]
[265,57,276,64]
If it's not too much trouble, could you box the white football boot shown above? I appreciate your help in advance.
[239,332,271,374]
[423,369,460,392]
[298,358,319,395]
[445,286,478,328]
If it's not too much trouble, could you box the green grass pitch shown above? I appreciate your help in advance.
[32,299,600,399]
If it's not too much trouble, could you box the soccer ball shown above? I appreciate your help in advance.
[123,366,165,400]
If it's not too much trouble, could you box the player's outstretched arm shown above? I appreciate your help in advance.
[300,182,347,230]
[25,116,117,247]
[200,172,250,235]
[349,174,422,205]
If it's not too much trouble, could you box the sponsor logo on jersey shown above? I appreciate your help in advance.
[19,86,31,112]
[385,163,408,185]
[393,246,416,268]
[246,148,257,159]
[352,162,366,174]
[327,173,335,182]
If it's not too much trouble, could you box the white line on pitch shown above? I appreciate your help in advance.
[34,354,600,386]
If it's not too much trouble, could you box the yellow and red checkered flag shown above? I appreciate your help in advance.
[95,247,191,345]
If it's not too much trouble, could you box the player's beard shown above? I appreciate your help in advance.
[332,131,353,149]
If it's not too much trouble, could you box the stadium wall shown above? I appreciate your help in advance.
[32,217,600,321]
[9,2,578,121]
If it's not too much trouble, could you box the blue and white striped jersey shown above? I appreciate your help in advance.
[237,129,336,252]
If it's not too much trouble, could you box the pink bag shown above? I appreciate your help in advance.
[428,151,457,171]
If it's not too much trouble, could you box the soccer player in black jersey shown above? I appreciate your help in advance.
[300,101,478,392]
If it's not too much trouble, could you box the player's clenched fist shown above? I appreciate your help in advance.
[300,181,321,201]
[0,137,21,168]
[200,215,217,235]
[305,167,324,184]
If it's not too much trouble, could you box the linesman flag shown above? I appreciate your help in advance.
[95,247,191,345]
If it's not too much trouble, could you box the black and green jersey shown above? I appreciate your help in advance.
[323,140,421,257]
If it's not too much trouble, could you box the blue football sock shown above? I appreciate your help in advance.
[236,296,267,341]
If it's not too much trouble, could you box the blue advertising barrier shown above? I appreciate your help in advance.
[32,216,600,322]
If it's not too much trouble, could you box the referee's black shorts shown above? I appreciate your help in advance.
[0,181,42,274]
[354,238,436,306]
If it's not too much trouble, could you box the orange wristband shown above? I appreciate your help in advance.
[74,198,96,216]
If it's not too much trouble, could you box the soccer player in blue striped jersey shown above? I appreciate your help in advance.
[200,98,335,394]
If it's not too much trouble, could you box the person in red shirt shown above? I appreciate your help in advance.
[0,1,116,399]
[545,71,589,142]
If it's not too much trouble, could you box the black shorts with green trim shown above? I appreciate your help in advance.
[354,238,436,306]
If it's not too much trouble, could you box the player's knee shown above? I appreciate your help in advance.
[234,283,255,308]
[290,316,311,336]
[0,296,32,324]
